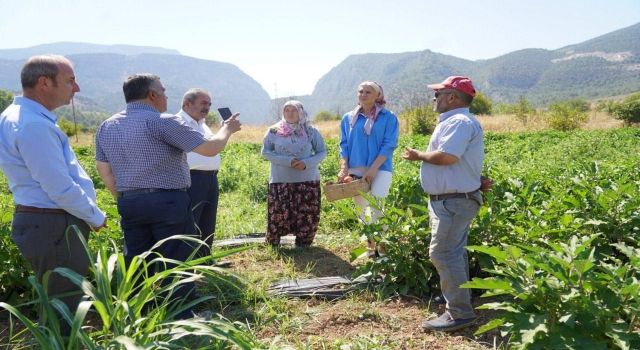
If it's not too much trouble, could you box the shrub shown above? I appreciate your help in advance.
[465,235,640,349]
[57,117,78,137]
[400,104,437,135]
[546,101,588,131]
[0,88,13,112]
[314,110,340,121]
[470,92,493,115]
[563,98,591,113]
[612,93,640,126]
[514,97,536,125]
[350,198,435,297]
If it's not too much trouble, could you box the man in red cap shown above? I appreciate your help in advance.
[403,75,484,332]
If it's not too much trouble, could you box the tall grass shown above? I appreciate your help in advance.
[0,226,262,349]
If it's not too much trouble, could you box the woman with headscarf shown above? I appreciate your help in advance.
[338,81,400,257]
[262,100,327,247]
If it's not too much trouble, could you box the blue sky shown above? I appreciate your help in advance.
[1,0,638,97]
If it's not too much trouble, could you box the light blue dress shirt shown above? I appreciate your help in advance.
[420,107,484,195]
[339,108,399,172]
[0,96,105,227]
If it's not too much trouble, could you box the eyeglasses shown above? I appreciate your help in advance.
[434,91,453,99]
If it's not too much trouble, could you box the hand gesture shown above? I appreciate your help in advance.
[223,113,242,134]
[402,147,421,161]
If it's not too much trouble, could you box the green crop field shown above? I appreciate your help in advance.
[0,128,638,349]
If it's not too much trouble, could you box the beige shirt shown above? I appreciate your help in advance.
[177,109,221,170]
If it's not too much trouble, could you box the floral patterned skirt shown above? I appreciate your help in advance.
[267,181,321,246]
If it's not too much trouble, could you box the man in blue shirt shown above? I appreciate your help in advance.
[0,55,107,330]
[403,76,484,332]
[95,74,240,319]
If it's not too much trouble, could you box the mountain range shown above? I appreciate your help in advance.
[0,43,271,125]
[301,22,640,115]
[0,22,638,125]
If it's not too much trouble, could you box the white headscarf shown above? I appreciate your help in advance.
[348,81,386,135]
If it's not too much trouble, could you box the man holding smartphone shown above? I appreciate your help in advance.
[177,88,239,256]
[95,76,240,319]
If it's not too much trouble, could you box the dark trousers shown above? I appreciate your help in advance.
[187,170,219,256]
[117,190,197,319]
[11,212,90,329]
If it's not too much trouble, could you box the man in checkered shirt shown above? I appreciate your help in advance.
[95,73,241,319]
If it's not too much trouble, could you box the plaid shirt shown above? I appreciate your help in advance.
[95,102,205,191]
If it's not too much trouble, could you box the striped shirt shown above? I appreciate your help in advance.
[95,102,205,191]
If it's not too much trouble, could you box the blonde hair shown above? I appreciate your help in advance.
[358,81,386,105]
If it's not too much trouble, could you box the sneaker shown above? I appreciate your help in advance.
[422,312,476,332]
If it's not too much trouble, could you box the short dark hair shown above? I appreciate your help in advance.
[20,55,71,89]
[123,74,161,103]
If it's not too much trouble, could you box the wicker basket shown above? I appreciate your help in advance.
[323,179,371,202]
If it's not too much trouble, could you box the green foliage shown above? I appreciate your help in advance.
[400,104,437,135]
[57,117,78,137]
[349,199,435,297]
[611,93,640,125]
[0,229,262,349]
[0,88,13,112]
[545,100,588,131]
[206,111,221,126]
[514,97,536,125]
[470,92,493,115]
[314,110,340,121]
[464,235,640,349]
[55,106,110,130]
[0,203,31,304]
[563,98,591,112]
[595,99,618,114]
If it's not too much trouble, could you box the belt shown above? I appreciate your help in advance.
[190,169,218,175]
[429,191,479,201]
[117,188,188,198]
[15,204,68,215]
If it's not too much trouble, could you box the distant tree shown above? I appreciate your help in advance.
[611,93,640,126]
[469,92,493,115]
[546,101,588,131]
[400,104,437,135]
[595,99,618,114]
[314,110,340,121]
[0,88,13,112]
[57,117,78,137]
[493,102,516,115]
[563,98,591,113]
[514,97,535,126]
[206,111,221,126]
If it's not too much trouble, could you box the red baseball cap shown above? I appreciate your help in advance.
[428,76,476,97]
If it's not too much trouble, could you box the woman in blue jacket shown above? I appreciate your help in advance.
[338,81,399,257]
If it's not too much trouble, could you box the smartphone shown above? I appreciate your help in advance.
[217,107,233,121]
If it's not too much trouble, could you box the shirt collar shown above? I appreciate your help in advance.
[439,107,470,122]
[177,109,205,126]
[14,96,58,123]
[126,101,160,113]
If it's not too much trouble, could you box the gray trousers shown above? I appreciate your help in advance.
[428,196,480,319]
[11,212,90,317]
